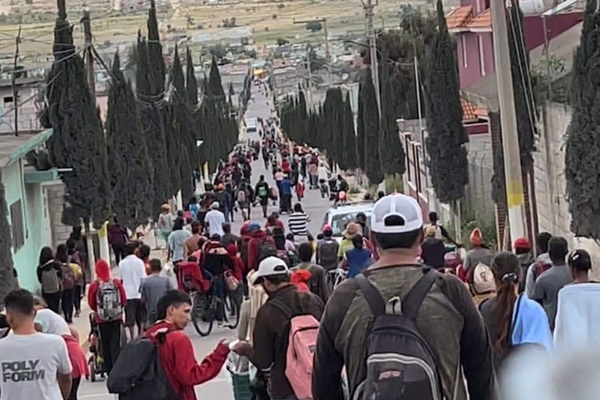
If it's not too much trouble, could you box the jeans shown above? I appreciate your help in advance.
[98,320,123,373]
[61,289,75,323]
[69,377,81,400]
[111,244,125,265]
[213,275,226,321]
[43,292,61,314]
[224,207,234,222]
[74,285,83,314]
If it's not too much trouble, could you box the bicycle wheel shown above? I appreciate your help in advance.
[191,292,214,337]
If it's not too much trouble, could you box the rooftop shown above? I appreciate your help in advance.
[0,129,53,168]
[447,6,473,31]
[468,9,491,30]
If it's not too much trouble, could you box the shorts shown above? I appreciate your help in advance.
[125,299,146,327]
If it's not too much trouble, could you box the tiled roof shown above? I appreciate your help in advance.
[461,99,478,121]
[468,9,491,29]
[447,6,473,30]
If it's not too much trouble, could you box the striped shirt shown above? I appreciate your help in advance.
[288,212,311,236]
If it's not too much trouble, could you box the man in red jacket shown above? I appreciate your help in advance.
[247,223,275,272]
[146,290,230,400]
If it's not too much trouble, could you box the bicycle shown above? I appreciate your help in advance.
[327,268,347,291]
[191,283,241,337]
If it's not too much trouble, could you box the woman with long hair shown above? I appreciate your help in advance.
[479,252,552,370]
[36,246,62,313]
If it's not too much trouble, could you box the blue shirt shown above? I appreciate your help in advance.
[280,179,292,195]
[346,248,373,278]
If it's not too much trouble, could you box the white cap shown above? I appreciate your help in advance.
[255,256,290,281]
[211,201,220,209]
[370,193,423,234]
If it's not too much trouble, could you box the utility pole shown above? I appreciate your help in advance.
[363,0,381,115]
[82,11,96,105]
[490,0,526,243]
[12,26,21,137]
[305,48,314,107]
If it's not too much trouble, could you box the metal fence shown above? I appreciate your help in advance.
[464,154,495,223]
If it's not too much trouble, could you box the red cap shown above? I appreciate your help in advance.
[469,228,483,246]
[514,237,531,250]
[322,224,332,232]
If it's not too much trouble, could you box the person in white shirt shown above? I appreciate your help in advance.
[0,289,72,400]
[117,242,147,340]
[205,202,226,237]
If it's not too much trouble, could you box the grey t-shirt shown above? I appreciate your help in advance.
[0,332,72,400]
[168,230,192,262]
[463,247,494,273]
[532,264,572,330]
[140,274,175,321]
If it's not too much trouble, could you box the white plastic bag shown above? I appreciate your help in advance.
[226,351,249,375]
[161,262,179,289]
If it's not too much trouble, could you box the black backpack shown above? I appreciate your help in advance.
[107,331,179,400]
[353,269,443,400]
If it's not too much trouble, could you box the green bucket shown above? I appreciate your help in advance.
[229,369,252,400]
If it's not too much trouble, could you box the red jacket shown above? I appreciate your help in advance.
[226,244,244,281]
[247,231,274,272]
[88,259,127,324]
[146,321,229,400]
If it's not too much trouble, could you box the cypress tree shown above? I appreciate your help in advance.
[297,87,308,145]
[208,56,225,99]
[185,47,198,107]
[343,92,359,170]
[137,34,169,214]
[379,44,405,176]
[147,0,165,94]
[106,53,154,228]
[565,0,600,237]
[0,170,15,303]
[362,70,384,184]
[46,0,112,226]
[425,0,469,204]
[357,82,366,171]
[162,105,182,195]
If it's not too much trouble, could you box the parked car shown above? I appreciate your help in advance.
[321,201,374,242]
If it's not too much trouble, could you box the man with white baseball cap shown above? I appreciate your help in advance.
[313,193,496,400]
[232,256,323,400]
[205,201,226,237]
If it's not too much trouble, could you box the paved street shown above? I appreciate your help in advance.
[78,90,336,399]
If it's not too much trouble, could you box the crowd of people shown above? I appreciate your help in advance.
[3,115,600,400]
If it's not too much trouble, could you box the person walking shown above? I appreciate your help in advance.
[108,216,129,265]
[88,259,127,373]
[255,175,271,218]
[479,252,552,370]
[205,202,226,237]
[288,203,310,238]
[157,204,175,249]
[339,234,373,278]
[168,218,192,265]
[140,259,176,325]
[117,242,147,340]
[292,242,330,304]
[36,246,62,314]
[312,194,495,400]
[56,244,77,324]
[279,174,293,214]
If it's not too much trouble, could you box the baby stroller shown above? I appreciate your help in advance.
[87,314,106,382]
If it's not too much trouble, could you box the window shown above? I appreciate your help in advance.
[461,36,468,68]
[478,35,486,76]
[3,96,13,105]
[10,200,25,251]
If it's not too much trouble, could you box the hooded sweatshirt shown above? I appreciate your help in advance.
[247,230,273,272]
[226,244,244,281]
[146,321,229,400]
[202,240,233,276]
[87,259,127,324]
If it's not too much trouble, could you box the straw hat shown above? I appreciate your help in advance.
[161,203,171,211]
[343,222,362,238]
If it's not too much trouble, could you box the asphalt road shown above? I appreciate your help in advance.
[78,90,336,399]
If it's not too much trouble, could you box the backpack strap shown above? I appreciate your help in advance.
[401,269,439,320]
[270,297,294,319]
[355,274,386,317]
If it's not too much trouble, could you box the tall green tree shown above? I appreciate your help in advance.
[565,0,600,237]
[357,82,366,171]
[185,47,198,107]
[362,70,384,184]
[137,34,169,214]
[379,44,406,176]
[208,56,225,99]
[0,170,15,303]
[46,0,111,226]
[343,92,359,170]
[106,53,153,228]
[425,0,469,204]
[147,0,165,94]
